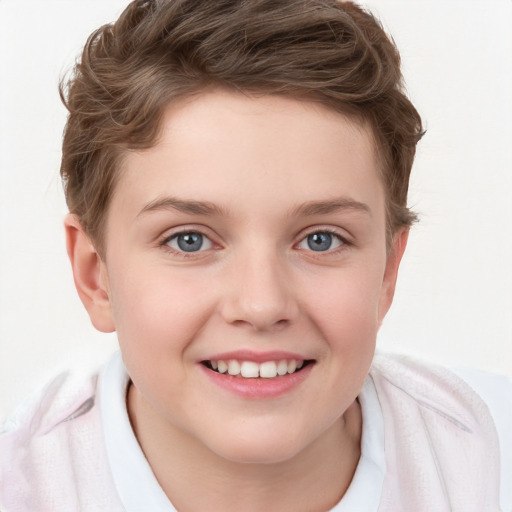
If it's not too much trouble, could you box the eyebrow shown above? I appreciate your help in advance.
[137,196,371,219]
[137,196,228,217]
[291,198,372,217]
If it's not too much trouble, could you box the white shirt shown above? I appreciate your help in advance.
[100,352,512,511]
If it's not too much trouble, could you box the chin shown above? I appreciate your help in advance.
[219,444,302,465]
[203,427,314,465]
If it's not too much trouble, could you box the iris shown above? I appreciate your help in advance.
[176,233,204,252]
[307,232,333,251]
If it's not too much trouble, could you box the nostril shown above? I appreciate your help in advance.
[226,316,290,332]
[272,318,290,330]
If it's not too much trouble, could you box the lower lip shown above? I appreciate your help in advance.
[199,363,314,399]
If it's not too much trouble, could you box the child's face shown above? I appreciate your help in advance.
[94,90,404,463]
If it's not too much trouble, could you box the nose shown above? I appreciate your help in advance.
[220,250,299,332]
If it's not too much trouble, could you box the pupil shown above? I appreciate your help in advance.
[307,232,332,251]
[177,233,203,252]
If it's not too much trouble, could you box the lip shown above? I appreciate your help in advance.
[198,349,309,364]
[198,351,314,399]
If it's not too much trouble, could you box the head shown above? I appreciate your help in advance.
[62,0,422,466]
[60,0,422,256]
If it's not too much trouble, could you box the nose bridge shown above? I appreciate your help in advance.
[222,244,297,330]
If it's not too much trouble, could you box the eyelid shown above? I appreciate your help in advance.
[167,232,213,252]
[158,225,221,256]
[294,226,352,253]
[295,225,351,242]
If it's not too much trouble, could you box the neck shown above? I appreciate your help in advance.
[127,384,362,512]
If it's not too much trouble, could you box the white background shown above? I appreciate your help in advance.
[0,0,511,419]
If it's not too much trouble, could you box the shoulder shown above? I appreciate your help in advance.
[0,364,123,512]
[450,365,512,512]
[449,364,512,411]
[1,369,98,439]
[370,352,510,512]
[370,351,512,416]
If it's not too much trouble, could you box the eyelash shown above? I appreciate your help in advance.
[157,227,351,258]
[158,229,216,258]
[295,228,351,255]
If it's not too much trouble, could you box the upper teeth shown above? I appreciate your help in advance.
[210,359,304,378]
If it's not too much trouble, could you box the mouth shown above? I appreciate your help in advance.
[202,358,314,379]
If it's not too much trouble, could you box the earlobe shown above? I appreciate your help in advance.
[378,228,409,324]
[64,214,115,333]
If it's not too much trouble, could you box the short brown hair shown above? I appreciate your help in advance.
[60,0,423,254]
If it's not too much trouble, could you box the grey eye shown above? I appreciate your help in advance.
[307,232,333,251]
[297,231,344,252]
[168,232,212,252]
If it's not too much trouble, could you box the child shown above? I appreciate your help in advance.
[1,1,510,511]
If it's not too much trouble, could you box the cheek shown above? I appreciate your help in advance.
[303,265,385,346]
[107,268,213,414]
[108,265,215,354]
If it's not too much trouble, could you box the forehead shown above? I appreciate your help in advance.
[110,90,384,223]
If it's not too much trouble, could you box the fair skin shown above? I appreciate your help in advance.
[65,90,408,511]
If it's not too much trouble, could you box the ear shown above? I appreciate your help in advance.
[64,214,115,333]
[377,228,409,324]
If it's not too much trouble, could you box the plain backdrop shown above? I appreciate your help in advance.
[1,0,511,419]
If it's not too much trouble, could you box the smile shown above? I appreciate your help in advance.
[203,359,312,379]
[200,354,315,399]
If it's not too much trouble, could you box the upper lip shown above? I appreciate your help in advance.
[199,350,312,363]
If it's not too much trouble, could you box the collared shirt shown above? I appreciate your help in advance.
[99,352,512,511]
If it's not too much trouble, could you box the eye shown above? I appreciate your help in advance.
[297,231,345,252]
[166,232,213,253]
